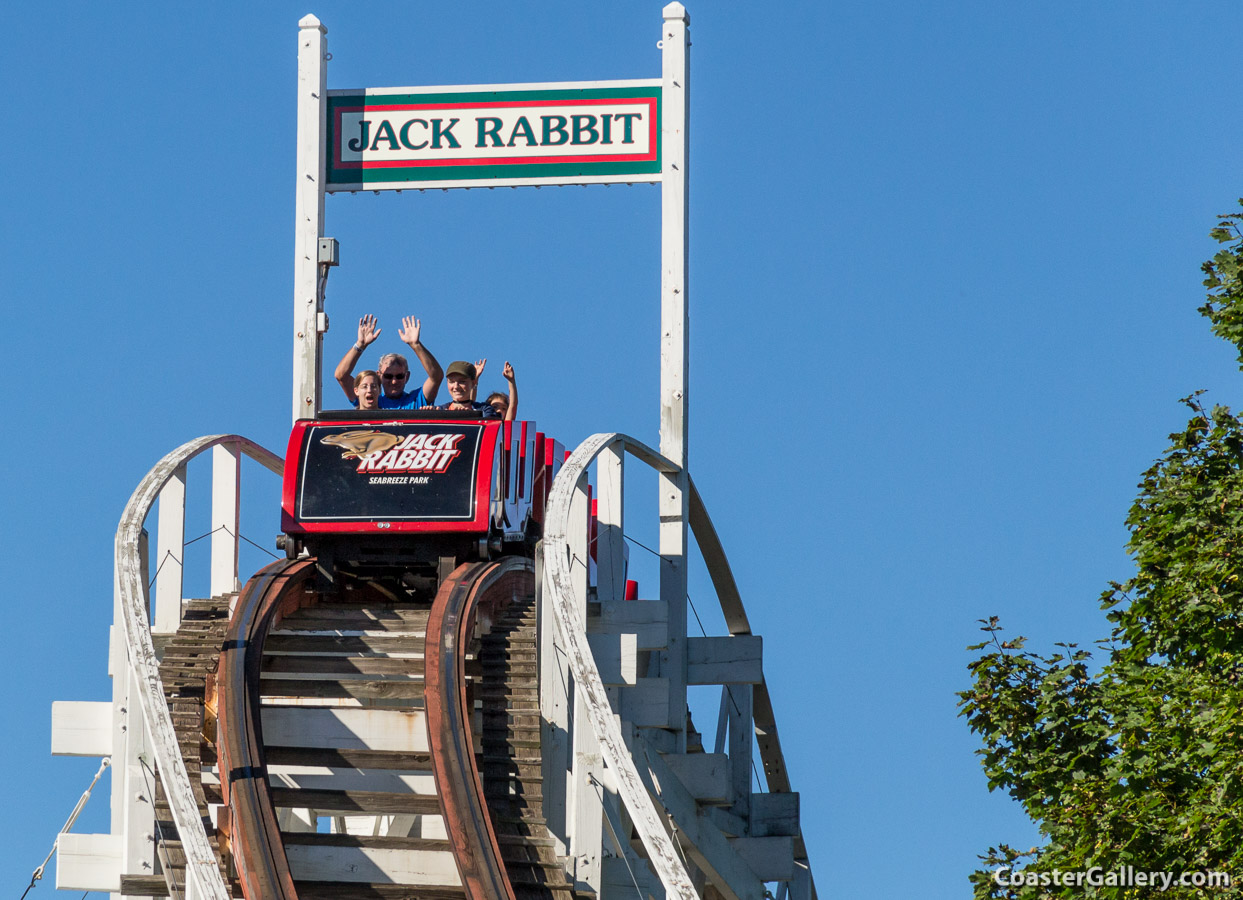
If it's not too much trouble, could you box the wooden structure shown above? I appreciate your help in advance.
[49,8,818,900]
[51,423,817,900]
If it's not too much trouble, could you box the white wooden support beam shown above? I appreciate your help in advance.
[569,690,604,893]
[715,685,730,754]
[586,632,637,685]
[568,476,591,618]
[56,833,122,892]
[751,792,800,837]
[731,837,795,882]
[284,843,462,885]
[558,474,615,893]
[261,707,429,752]
[628,726,763,900]
[596,442,626,604]
[210,442,240,596]
[789,860,812,900]
[687,635,763,685]
[726,684,753,821]
[603,855,659,900]
[599,782,663,900]
[109,595,151,891]
[656,472,688,734]
[380,813,447,840]
[537,545,571,857]
[153,464,186,634]
[293,14,328,423]
[278,806,318,833]
[703,806,746,838]
[640,722,680,755]
[752,679,791,793]
[662,752,731,805]
[122,665,157,888]
[588,599,669,650]
[108,604,126,868]
[51,701,112,756]
[269,769,437,794]
[138,526,151,618]
[660,0,690,470]
[621,677,671,728]
[659,0,691,750]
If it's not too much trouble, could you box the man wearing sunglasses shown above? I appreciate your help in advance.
[334,314,444,409]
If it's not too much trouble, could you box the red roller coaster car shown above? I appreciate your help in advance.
[279,408,562,587]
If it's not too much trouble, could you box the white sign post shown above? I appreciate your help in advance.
[293,15,328,422]
[658,1,690,748]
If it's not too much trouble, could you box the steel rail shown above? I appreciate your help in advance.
[216,557,316,900]
[116,434,282,900]
[425,558,534,900]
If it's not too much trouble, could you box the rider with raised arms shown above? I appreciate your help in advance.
[334,314,444,409]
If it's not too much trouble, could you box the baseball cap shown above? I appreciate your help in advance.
[446,360,477,380]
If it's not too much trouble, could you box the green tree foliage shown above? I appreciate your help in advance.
[960,205,1243,898]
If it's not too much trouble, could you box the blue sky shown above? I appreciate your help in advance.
[3,2,1242,897]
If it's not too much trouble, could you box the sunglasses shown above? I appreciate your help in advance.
[382,372,408,381]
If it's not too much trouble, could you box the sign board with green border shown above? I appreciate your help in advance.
[326,80,661,191]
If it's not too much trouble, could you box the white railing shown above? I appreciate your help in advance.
[112,435,282,899]
[541,433,816,900]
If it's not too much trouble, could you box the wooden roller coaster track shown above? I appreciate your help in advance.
[136,553,583,900]
[57,432,817,900]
